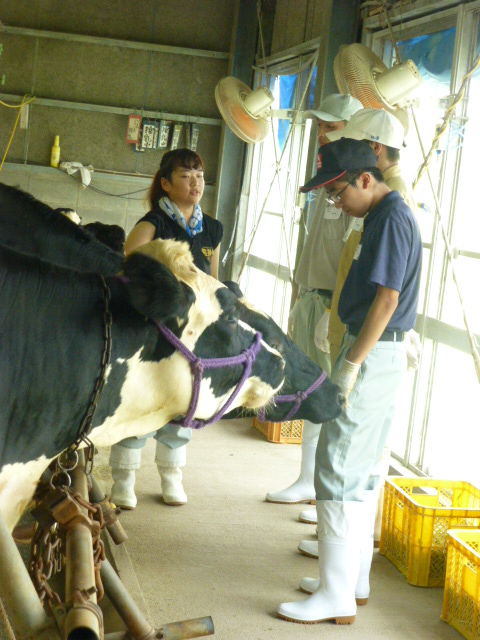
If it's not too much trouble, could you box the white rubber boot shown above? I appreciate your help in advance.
[277,501,363,624]
[109,444,142,510]
[298,539,319,558]
[155,441,187,506]
[299,507,317,524]
[299,490,379,605]
[265,421,320,504]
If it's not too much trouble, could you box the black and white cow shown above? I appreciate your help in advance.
[0,239,286,530]
[0,183,343,425]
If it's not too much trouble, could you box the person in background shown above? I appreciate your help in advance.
[265,94,362,514]
[277,138,422,625]
[298,108,421,532]
[109,148,223,509]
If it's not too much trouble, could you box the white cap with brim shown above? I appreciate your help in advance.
[306,94,363,123]
[326,108,406,149]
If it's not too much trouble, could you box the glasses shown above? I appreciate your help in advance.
[325,176,358,205]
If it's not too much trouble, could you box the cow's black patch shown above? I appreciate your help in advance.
[222,282,343,423]
[0,183,123,274]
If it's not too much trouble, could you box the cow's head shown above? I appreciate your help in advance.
[222,281,344,423]
[121,240,286,422]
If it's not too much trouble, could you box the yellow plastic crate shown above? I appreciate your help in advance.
[380,478,480,587]
[252,417,303,444]
[442,530,480,640]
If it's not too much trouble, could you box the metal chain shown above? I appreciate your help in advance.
[29,525,63,611]
[76,275,112,442]
[28,478,107,612]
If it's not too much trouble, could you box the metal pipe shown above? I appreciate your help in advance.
[11,521,36,544]
[156,617,215,639]
[100,558,155,639]
[64,454,102,640]
[103,616,215,640]
[101,558,214,640]
[0,510,56,637]
[89,474,128,546]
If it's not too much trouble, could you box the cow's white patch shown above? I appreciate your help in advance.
[0,456,52,532]
[89,341,283,449]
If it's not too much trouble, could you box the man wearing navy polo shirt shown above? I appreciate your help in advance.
[277,138,422,625]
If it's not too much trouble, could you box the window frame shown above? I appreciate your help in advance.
[363,1,480,476]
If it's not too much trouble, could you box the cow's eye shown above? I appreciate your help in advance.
[225,312,238,324]
[270,341,283,354]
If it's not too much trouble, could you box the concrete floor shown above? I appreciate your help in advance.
[91,418,463,640]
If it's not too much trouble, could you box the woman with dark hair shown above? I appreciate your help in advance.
[124,148,222,277]
[109,148,223,510]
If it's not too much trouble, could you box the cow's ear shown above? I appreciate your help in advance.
[123,252,195,322]
[222,280,244,299]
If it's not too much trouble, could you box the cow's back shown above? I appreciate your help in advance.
[0,183,123,274]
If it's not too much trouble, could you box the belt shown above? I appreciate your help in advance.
[348,326,406,342]
[313,288,333,297]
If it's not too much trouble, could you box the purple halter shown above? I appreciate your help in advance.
[154,321,263,429]
[257,370,327,422]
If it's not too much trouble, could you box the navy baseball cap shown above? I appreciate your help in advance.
[300,138,378,192]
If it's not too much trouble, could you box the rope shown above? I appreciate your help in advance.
[233,2,319,282]
[381,2,403,64]
[375,2,480,381]
[0,95,36,173]
[412,47,480,189]
[237,48,318,279]
[0,596,17,640]
[0,96,36,108]
[411,109,480,382]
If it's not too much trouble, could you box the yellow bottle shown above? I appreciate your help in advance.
[50,135,60,168]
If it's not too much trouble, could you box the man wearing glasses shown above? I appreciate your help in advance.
[325,108,416,365]
[297,108,418,532]
[277,138,422,625]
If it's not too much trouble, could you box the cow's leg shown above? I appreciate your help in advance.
[154,425,191,506]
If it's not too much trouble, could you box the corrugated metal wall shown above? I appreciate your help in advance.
[0,0,235,178]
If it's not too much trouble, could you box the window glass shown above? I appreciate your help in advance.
[453,28,480,255]
[379,17,480,480]
[240,61,314,324]
[417,343,480,487]
[240,266,291,330]
[397,28,456,243]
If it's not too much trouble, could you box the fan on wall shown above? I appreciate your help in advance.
[215,45,422,144]
[334,43,422,132]
[215,76,276,143]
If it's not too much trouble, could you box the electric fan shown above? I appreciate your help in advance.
[334,43,422,132]
[215,77,275,143]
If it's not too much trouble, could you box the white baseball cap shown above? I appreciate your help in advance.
[306,94,363,123]
[326,108,406,149]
